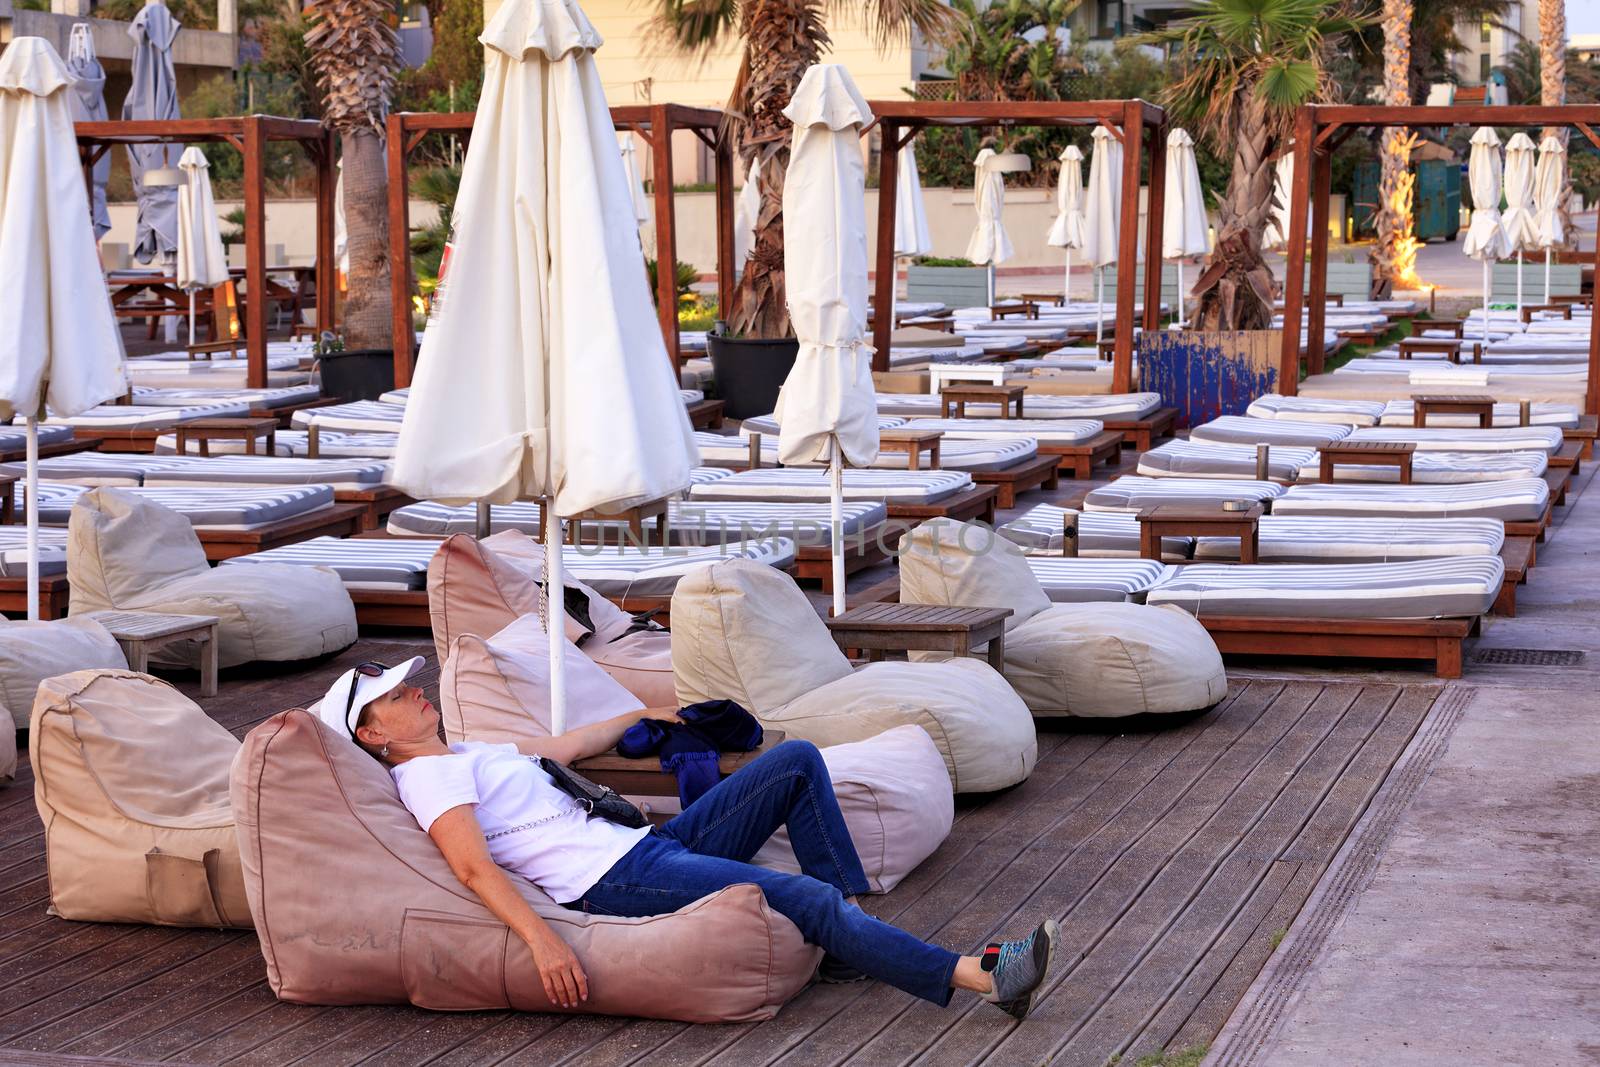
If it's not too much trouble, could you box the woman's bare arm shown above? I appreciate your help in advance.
[427,804,590,1007]
[516,707,679,765]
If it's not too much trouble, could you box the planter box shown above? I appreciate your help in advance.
[906,265,990,309]
[1140,330,1282,428]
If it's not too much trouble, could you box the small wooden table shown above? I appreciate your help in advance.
[1519,303,1572,323]
[1137,504,1263,564]
[173,417,279,457]
[1097,339,1116,362]
[1397,337,1481,364]
[1018,291,1066,307]
[878,428,943,470]
[1412,395,1495,429]
[940,383,1026,419]
[0,472,15,524]
[573,730,787,800]
[1319,440,1417,484]
[824,602,1012,670]
[990,301,1038,320]
[1410,317,1466,338]
[81,610,220,697]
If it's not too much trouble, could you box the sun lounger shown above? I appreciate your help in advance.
[41,402,255,452]
[687,466,999,526]
[1345,425,1565,454]
[0,453,175,486]
[291,399,406,433]
[1299,450,1549,484]
[1021,557,1171,602]
[151,428,399,458]
[1188,416,1353,449]
[739,413,908,437]
[0,526,68,577]
[1273,479,1550,538]
[1136,440,1317,482]
[129,384,324,411]
[877,391,1164,420]
[999,503,1193,559]
[894,417,1121,478]
[1244,395,1386,426]
[1376,400,1582,428]
[1081,476,1285,512]
[0,424,87,463]
[136,455,405,530]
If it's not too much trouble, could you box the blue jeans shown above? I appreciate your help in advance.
[575,740,959,1005]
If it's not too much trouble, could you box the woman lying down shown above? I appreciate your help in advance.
[318,658,1060,1020]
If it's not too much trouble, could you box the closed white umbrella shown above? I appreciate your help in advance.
[1082,125,1123,341]
[64,24,110,240]
[1046,144,1086,304]
[965,148,1014,306]
[123,0,182,267]
[175,146,228,347]
[733,155,761,265]
[0,38,128,619]
[1463,127,1509,343]
[1263,152,1293,251]
[1162,129,1209,327]
[1534,135,1567,303]
[773,64,876,617]
[616,131,651,230]
[894,142,932,259]
[1501,132,1538,315]
[333,159,348,275]
[392,0,697,735]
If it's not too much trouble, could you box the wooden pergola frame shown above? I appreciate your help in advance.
[76,117,337,390]
[384,104,736,387]
[865,99,1168,390]
[1282,104,1600,413]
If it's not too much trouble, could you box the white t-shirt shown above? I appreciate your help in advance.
[391,741,650,904]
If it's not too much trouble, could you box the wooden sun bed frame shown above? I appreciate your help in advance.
[0,437,102,464]
[686,398,725,430]
[336,485,417,532]
[1565,415,1596,459]
[1103,407,1180,451]
[970,454,1060,508]
[1039,431,1125,479]
[0,575,71,619]
[194,501,370,562]
[1195,614,1480,679]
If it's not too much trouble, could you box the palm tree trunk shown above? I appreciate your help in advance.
[1539,0,1573,248]
[340,128,394,349]
[1371,0,1418,299]
[1190,91,1275,331]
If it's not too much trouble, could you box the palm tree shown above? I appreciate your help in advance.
[305,0,403,349]
[656,0,958,338]
[1141,0,1369,330]
[1537,0,1572,247]
[1370,0,1421,298]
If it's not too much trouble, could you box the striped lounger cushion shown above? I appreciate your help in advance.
[1022,558,1170,603]
[291,400,405,433]
[1083,477,1285,513]
[790,437,1039,474]
[1145,557,1505,619]
[0,425,74,451]
[1136,440,1317,482]
[1301,450,1548,484]
[40,402,252,430]
[1244,395,1385,426]
[221,537,435,589]
[153,429,400,459]
[1345,426,1565,454]
[1189,416,1353,449]
[0,527,69,577]
[687,468,973,504]
[17,481,86,519]
[876,392,1162,420]
[679,390,704,405]
[739,413,908,438]
[1377,400,1581,429]
[1272,479,1550,523]
[1192,516,1506,563]
[999,504,1193,559]
[0,454,177,486]
[696,432,776,466]
[896,418,1105,445]
[130,385,324,409]
[33,485,336,529]
[380,388,409,405]
[140,457,390,491]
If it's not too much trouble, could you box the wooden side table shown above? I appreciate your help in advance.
[878,428,943,470]
[940,384,1026,419]
[1137,504,1263,564]
[1411,317,1467,338]
[174,417,279,457]
[574,730,787,800]
[1097,339,1116,362]
[1018,291,1066,307]
[825,603,1013,671]
[82,611,220,697]
[0,472,15,524]
[1318,440,1417,484]
[1412,395,1495,429]
[1396,337,1482,364]
[990,301,1039,320]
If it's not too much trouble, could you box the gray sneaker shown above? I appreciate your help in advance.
[979,919,1060,1020]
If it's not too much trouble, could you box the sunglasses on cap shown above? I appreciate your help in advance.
[343,661,389,738]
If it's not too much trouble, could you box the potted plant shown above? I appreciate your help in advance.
[906,255,990,307]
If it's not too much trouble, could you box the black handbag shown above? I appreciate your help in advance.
[537,757,650,829]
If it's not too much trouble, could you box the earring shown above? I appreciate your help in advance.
[381,744,389,757]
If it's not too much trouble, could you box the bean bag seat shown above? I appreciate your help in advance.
[0,618,126,728]
[899,519,1228,718]
[671,559,1037,793]
[232,708,819,1021]
[30,669,252,927]
[67,488,357,669]
[427,532,675,707]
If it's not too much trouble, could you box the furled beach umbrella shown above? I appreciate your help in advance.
[1534,135,1566,304]
[1463,127,1509,343]
[1263,151,1293,251]
[391,0,697,735]
[1082,125,1123,341]
[965,148,1014,306]
[1046,144,1086,304]
[123,0,182,266]
[772,64,876,617]
[889,142,931,323]
[616,131,651,230]
[733,155,761,265]
[1162,129,1209,327]
[333,159,349,275]
[1501,132,1538,315]
[175,146,228,347]
[0,38,128,619]
[63,24,110,240]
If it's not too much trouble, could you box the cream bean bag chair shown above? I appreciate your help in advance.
[428,532,674,707]
[233,708,819,1021]
[0,618,126,730]
[67,488,358,668]
[30,669,253,927]
[671,560,1037,793]
[899,518,1228,718]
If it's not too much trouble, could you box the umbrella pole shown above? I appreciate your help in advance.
[1516,251,1524,315]
[1063,251,1071,305]
[546,498,566,736]
[25,417,38,622]
[1096,269,1105,343]
[1545,248,1552,304]
[986,264,995,308]
[1482,259,1491,344]
[188,290,195,348]
[1176,260,1185,328]
[829,451,845,618]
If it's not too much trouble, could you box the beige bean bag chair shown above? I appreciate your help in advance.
[428,533,674,707]
[0,618,126,729]
[30,669,252,927]
[233,708,819,1021]
[67,488,358,669]
[899,519,1228,718]
[672,560,1037,793]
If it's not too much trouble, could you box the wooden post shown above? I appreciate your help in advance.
[314,128,336,338]
[649,105,679,369]
[1141,111,1168,345]
[387,113,415,386]
[1112,101,1144,394]
[1279,109,1315,396]
[1306,137,1334,375]
[1590,200,1600,415]
[872,121,901,375]
[242,117,268,390]
[713,123,736,319]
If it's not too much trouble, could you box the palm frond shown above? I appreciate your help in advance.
[829,0,962,50]
[652,0,741,53]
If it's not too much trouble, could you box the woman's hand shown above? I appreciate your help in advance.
[640,706,681,723]
[527,925,589,1008]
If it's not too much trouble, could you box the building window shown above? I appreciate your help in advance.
[1480,52,1491,82]
[1480,18,1490,43]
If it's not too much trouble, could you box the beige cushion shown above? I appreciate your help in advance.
[440,613,645,746]
[233,708,819,1020]
[0,618,126,728]
[30,670,253,926]
[753,726,952,893]
[67,489,358,668]
[898,518,1051,631]
[1,701,14,782]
